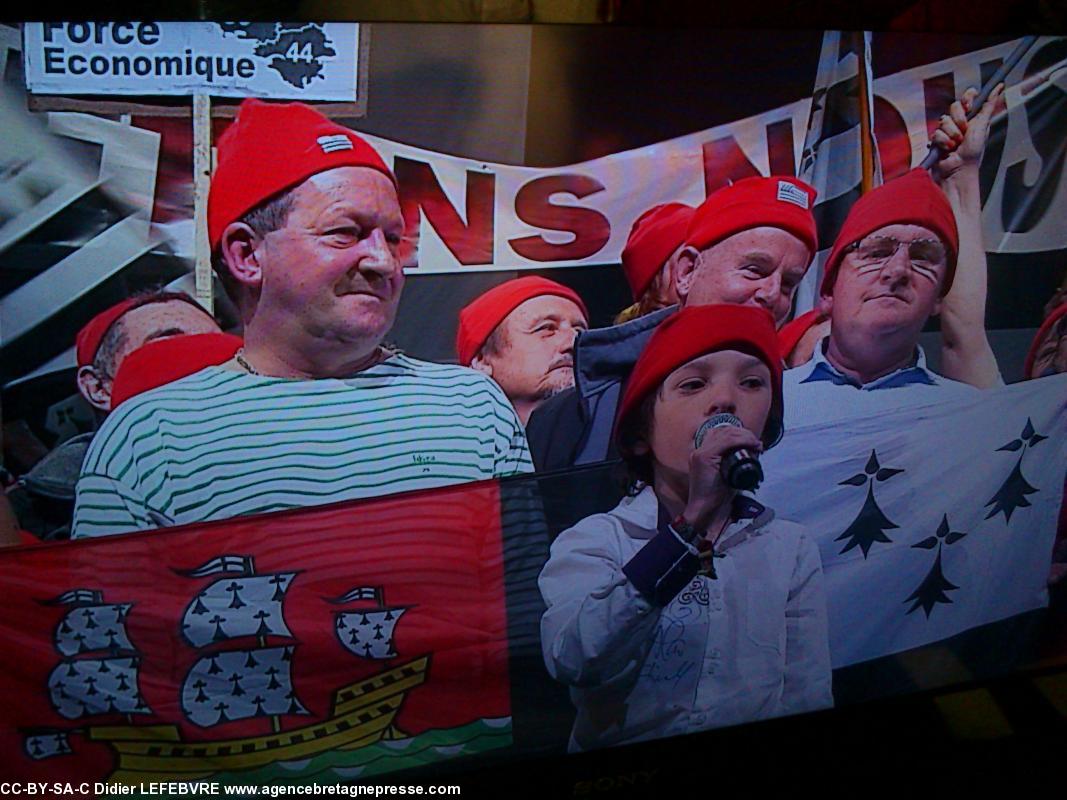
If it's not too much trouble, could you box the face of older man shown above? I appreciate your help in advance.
[823,223,947,339]
[253,166,405,349]
[473,295,588,423]
[676,227,812,326]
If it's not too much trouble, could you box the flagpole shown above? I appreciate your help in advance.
[193,92,214,315]
[919,36,1039,171]
[857,31,876,194]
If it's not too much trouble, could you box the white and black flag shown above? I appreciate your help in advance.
[178,554,256,578]
[759,374,1067,668]
[795,30,883,315]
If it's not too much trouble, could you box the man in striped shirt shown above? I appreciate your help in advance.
[72,99,532,539]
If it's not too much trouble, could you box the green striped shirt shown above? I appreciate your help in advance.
[72,354,533,538]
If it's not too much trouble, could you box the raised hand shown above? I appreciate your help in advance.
[682,424,763,538]
[931,82,1005,182]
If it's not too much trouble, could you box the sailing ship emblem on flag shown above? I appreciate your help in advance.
[331,586,411,662]
[5,475,519,784]
[22,554,431,780]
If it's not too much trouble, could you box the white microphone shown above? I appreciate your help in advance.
[693,413,764,491]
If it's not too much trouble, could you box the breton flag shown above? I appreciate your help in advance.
[5,381,1065,786]
[0,478,556,787]
[794,30,883,315]
[759,374,1067,668]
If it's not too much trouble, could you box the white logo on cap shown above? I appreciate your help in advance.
[777,181,809,209]
[317,134,354,154]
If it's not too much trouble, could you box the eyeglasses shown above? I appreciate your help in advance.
[847,235,947,273]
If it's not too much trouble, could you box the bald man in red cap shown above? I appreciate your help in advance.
[526,177,818,471]
[457,276,589,425]
[73,99,530,539]
[7,291,220,542]
[75,291,221,414]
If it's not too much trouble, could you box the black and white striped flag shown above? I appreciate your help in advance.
[330,586,381,604]
[177,554,255,578]
[795,31,883,315]
[41,589,102,606]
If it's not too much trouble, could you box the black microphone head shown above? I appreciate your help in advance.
[724,456,764,491]
[693,412,743,449]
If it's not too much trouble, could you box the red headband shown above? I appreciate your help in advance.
[209,99,396,250]
[455,277,589,366]
[110,333,243,408]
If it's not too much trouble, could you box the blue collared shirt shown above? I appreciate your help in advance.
[783,337,981,429]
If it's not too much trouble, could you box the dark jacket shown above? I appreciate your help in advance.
[10,432,93,540]
[527,307,675,471]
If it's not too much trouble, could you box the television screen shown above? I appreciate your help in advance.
[1,21,1065,795]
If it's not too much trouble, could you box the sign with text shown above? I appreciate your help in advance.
[23,22,360,101]
[335,37,1067,276]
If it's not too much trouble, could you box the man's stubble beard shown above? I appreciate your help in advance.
[534,368,576,402]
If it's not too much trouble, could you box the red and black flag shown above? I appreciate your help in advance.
[0,474,569,786]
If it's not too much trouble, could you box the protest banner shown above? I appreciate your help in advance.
[5,32,1066,387]
[339,36,1067,284]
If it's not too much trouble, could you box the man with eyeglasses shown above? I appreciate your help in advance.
[782,168,980,427]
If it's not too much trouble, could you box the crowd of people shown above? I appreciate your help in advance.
[2,85,1065,752]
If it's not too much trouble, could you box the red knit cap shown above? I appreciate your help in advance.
[75,298,141,368]
[621,203,695,301]
[616,304,783,448]
[455,276,589,366]
[75,293,209,368]
[110,333,243,408]
[208,99,396,250]
[821,168,959,297]
[776,308,829,361]
[686,176,818,256]
[1024,302,1067,379]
